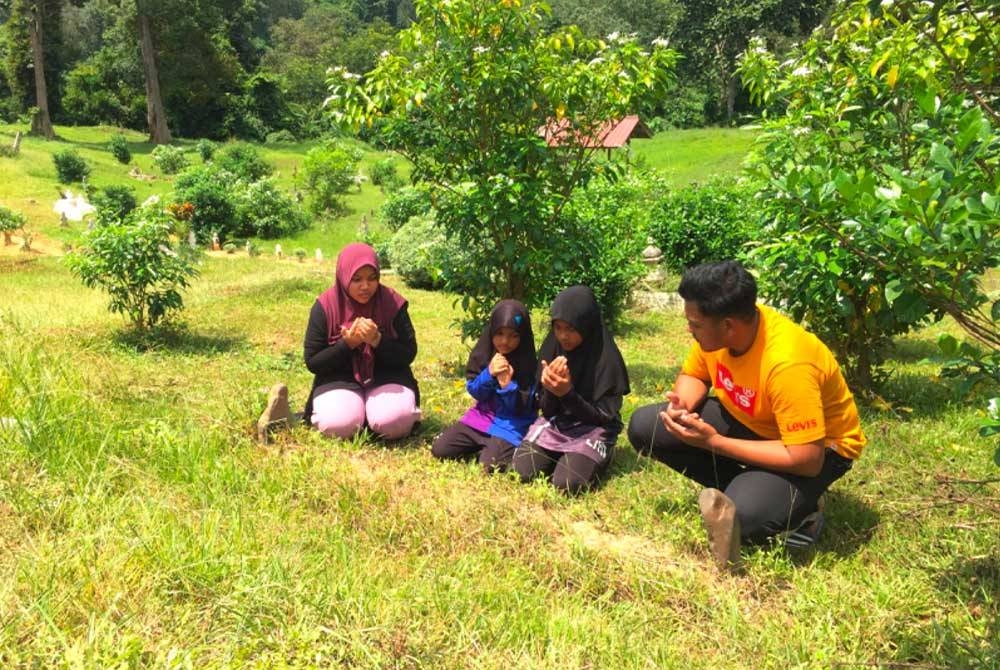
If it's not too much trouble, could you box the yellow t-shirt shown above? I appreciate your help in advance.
[681,305,866,459]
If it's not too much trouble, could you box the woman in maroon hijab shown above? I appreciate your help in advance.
[303,242,420,439]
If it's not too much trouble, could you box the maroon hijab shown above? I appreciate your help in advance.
[317,242,406,386]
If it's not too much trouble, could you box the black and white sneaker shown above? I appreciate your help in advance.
[783,496,826,549]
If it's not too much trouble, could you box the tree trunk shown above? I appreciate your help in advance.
[27,3,54,139]
[725,73,739,124]
[138,12,171,145]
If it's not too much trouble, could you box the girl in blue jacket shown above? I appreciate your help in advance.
[432,300,537,472]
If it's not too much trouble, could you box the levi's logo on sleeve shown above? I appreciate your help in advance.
[785,418,818,432]
[716,363,757,416]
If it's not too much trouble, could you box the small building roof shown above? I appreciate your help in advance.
[540,114,652,148]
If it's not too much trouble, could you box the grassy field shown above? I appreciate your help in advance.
[1,125,997,668]
[631,127,759,186]
[0,124,392,256]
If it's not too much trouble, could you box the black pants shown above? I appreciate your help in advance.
[627,398,853,543]
[431,422,516,473]
[512,443,609,495]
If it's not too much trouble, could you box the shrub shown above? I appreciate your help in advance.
[360,225,393,269]
[235,177,309,239]
[302,141,361,215]
[196,139,216,162]
[648,177,761,275]
[216,143,273,181]
[378,185,433,231]
[151,145,189,174]
[387,214,473,290]
[93,185,137,224]
[108,134,131,164]
[548,170,666,326]
[266,130,297,144]
[656,83,708,130]
[0,204,26,245]
[52,150,91,184]
[65,203,199,330]
[370,157,404,192]
[173,165,239,243]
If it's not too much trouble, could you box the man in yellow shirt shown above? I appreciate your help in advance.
[627,261,866,570]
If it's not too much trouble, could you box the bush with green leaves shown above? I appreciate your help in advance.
[215,143,273,181]
[378,185,433,231]
[739,0,1000,388]
[196,139,216,162]
[266,130,297,145]
[302,141,362,215]
[52,150,91,184]
[935,334,1000,465]
[151,145,189,175]
[64,204,199,331]
[0,204,26,244]
[235,177,309,239]
[548,170,666,326]
[108,134,132,164]
[370,157,404,192]
[173,165,239,243]
[387,214,473,291]
[93,185,137,224]
[648,177,761,275]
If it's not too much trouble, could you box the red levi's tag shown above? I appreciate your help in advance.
[716,363,757,417]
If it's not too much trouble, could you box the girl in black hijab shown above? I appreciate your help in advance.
[513,285,630,493]
[432,300,537,472]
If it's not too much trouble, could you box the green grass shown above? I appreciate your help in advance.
[0,125,997,668]
[0,124,397,257]
[632,126,759,186]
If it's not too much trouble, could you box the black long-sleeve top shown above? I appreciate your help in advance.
[537,387,624,436]
[302,300,419,415]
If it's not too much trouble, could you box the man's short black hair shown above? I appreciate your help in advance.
[678,260,757,321]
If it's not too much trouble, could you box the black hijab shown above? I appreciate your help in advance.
[466,299,536,390]
[537,286,630,402]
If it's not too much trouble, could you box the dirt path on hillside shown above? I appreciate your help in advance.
[0,231,65,258]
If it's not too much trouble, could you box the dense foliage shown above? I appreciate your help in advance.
[0,1,832,138]
[0,203,26,243]
[172,163,306,242]
[739,0,1000,388]
[51,148,89,183]
[108,134,131,164]
[547,170,665,326]
[379,185,433,231]
[92,185,138,224]
[647,177,760,274]
[387,213,469,291]
[302,141,361,215]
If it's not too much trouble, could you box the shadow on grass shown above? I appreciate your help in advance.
[863,370,967,420]
[232,276,326,303]
[890,337,942,363]
[112,324,247,355]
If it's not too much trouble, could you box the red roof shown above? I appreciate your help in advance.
[540,115,651,148]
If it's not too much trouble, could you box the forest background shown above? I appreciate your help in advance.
[0,0,830,140]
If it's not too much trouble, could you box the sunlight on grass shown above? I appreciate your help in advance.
[0,126,997,668]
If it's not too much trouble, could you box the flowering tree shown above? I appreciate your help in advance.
[738,0,1000,388]
[327,0,677,328]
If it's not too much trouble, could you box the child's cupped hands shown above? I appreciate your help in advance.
[540,356,572,396]
[489,353,513,388]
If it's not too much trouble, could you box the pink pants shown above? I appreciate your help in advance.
[311,383,420,440]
